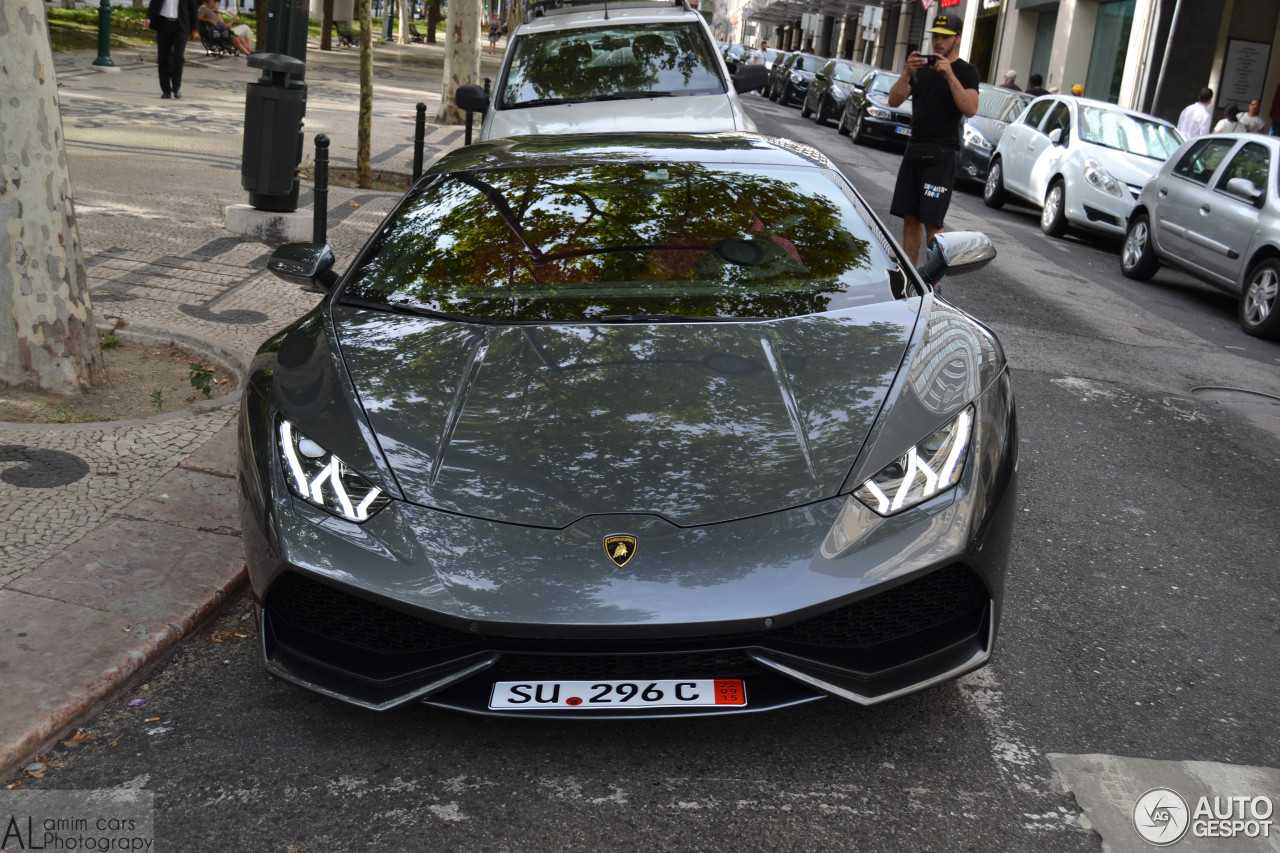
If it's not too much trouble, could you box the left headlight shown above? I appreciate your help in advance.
[1084,158,1124,197]
[853,406,974,516]
[790,72,804,84]
[278,419,390,523]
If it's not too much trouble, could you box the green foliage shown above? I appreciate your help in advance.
[149,389,164,412]
[100,333,123,350]
[45,7,153,52]
[189,362,215,398]
[45,406,106,424]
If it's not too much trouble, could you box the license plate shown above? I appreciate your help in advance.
[489,679,746,710]
[895,125,912,136]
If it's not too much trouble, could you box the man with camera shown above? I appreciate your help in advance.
[887,14,980,267]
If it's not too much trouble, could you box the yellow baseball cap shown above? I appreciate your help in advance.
[926,14,959,35]
[1071,84,1084,96]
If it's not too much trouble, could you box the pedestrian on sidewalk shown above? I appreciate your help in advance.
[1240,98,1266,133]
[1025,73,1049,97]
[887,13,979,266]
[1177,88,1214,139]
[144,0,200,99]
[999,70,1021,91]
[488,13,501,55]
[1214,104,1244,134]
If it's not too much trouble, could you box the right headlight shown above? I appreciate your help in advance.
[853,406,974,517]
[278,419,390,523]
[867,106,892,119]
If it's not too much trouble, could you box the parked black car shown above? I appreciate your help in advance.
[801,59,875,127]
[768,52,826,107]
[761,51,793,99]
[957,85,1034,184]
[838,70,912,147]
[722,42,748,74]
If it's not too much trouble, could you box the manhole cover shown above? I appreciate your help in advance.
[1190,386,1280,418]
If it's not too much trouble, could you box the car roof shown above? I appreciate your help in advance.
[429,133,836,175]
[1028,94,1178,126]
[517,0,703,31]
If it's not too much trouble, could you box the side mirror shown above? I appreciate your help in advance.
[268,243,339,292]
[1047,127,1063,145]
[733,62,769,93]
[456,83,489,114]
[916,231,997,286]
[1224,176,1263,204]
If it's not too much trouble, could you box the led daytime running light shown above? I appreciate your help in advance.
[279,420,388,523]
[855,407,973,516]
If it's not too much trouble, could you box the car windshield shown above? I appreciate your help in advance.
[869,75,894,96]
[831,63,858,83]
[1079,106,1184,160]
[977,88,1030,122]
[501,23,725,106]
[341,162,898,323]
[792,55,823,73]
[764,49,779,62]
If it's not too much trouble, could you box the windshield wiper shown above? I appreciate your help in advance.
[596,313,758,323]
[510,97,579,107]
[593,91,677,101]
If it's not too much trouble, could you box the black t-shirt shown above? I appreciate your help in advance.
[908,58,980,149]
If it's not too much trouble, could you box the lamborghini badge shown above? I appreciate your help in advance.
[604,534,638,568]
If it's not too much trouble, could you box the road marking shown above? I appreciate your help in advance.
[1051,754,1280,853]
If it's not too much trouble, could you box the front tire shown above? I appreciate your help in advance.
[1041,179,1068,237]
[815,96,830,127]
[800,95,812,118]
[850,110,866,144]
[983,158,1007,208]
[1240,257,1280,339]
[836,106,851,136]
[1120,213,1159,281]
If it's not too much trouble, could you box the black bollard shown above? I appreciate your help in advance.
[464,107,474,146]
[92,0,116,68]
[313,134,330,245]
[413,102,426,181]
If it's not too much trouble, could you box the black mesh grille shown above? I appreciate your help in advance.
[769,564,986,648]
[267,572,478,655]
[492,651,759,680]
[267,564,986,658]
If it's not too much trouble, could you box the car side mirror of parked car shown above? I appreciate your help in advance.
[916,231,997,286]
[733,63,769,93]
[1047,128,1063,145]
[456,84,490,114]
[268,243,339,292]
[1224,176,1264,205]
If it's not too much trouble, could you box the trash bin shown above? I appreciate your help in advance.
[242,52,307,211]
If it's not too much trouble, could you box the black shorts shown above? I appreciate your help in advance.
[890,145,957,228]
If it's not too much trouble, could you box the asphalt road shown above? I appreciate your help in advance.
[8,97,1280,853]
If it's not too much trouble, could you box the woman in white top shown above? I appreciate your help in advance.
[1214,104,1245,134]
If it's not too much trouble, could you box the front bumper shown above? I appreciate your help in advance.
[1064,173,1139,236]
[239,362,1018,717]
[956,144,994,182]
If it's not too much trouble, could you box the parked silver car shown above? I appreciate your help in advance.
[1121,132,1280,339]
[455,0,766,141]
[983,95,1183,238]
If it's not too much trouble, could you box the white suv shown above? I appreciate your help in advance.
[457,0,766,141]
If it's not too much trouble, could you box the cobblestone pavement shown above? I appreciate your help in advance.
[0,39,495,776]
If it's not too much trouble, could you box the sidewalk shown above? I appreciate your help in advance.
[0,39,499,779]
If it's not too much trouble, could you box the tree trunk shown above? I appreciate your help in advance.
[256,2,268,47]
[320,0,334,50]
[435,0,481,124]
[426,0,441,44]
[396,0,411,44]
[357,0,374,188]
[0,0,105,394]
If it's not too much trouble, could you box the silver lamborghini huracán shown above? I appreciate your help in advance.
[238,133,1019,718]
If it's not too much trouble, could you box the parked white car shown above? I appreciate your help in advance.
[982,95,1183,238]
[456,0,765,141]
[1121,133,1280,339]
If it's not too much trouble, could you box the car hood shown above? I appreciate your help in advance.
[484,95,755,139]
[334,303,918,528]
[1078,141,1165,186]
